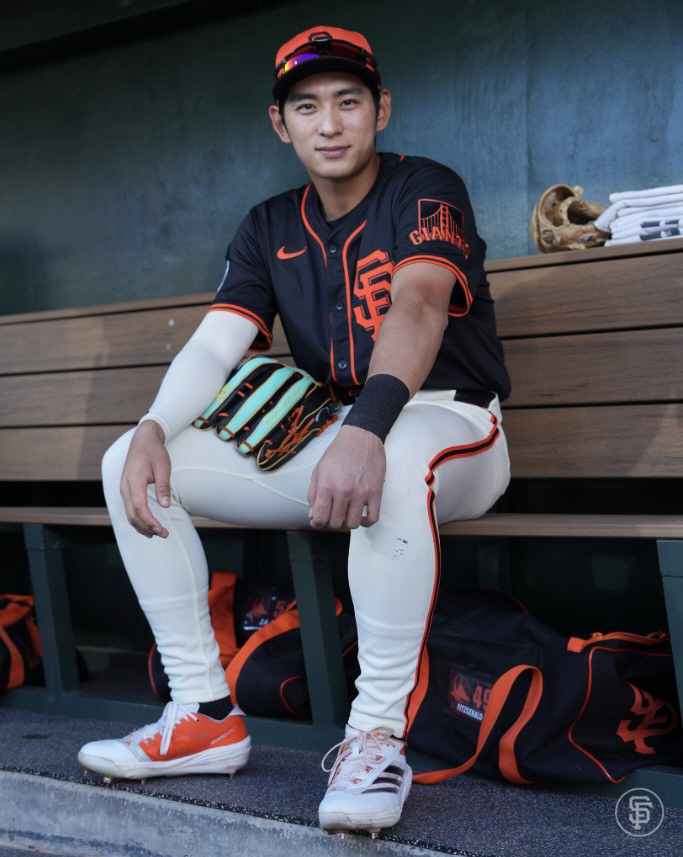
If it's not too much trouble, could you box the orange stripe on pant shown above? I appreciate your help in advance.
[401,415,501,740]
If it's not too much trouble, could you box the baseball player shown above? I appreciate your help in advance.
[78,25,511,836]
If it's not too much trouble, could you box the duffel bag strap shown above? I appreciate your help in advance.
[0,594,35,625]
[0,594,39,690]
[413,664,543,785]
[0,623,25,689]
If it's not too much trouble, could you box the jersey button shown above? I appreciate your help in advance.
[337,359,348,370]
[329,243,338,254]
[335,301,343,311]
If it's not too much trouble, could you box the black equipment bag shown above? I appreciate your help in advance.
[226,599,359,720]
[407,589,683,785]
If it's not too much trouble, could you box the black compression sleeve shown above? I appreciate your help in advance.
[342,374,410,442]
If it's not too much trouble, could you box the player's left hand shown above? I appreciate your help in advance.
[308,425,386,529]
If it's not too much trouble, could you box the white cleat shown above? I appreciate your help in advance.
[318,727,412,836]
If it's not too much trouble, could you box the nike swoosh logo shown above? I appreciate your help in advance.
[277,246,307,260]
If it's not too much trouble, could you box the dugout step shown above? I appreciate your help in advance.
[3,709,683,856]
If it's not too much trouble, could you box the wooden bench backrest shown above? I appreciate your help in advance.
[1,238,682,481]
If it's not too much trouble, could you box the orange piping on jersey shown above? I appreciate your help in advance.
[401,413,501,740]
[329,318,338,383]
[342,221,366,386]
[393,255,473,316]
[207,303,273,347]
[300,184,327,267]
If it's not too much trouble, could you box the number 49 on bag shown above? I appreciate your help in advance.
[447,666,494,722]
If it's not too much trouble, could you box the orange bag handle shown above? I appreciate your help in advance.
[0,595,39,689]
[412,664,543,785]
[0,594,35,626]
[0,622,25,689]
[567,630,668,653]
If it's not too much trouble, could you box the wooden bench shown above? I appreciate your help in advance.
[2,237,683,792]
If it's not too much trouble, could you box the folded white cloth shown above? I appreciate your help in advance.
[610,205,683,230]
[596,193,683,231]
[605,228,682,246]
[608,184,683,202]
[611,216,683,238]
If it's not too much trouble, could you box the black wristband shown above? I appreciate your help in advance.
[342,374,410,442]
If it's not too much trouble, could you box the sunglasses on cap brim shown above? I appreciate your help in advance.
[275,36,378,80]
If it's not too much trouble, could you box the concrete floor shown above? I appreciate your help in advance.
[2,708,683,856]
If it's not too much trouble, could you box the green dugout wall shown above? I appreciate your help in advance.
[1,0,681,315]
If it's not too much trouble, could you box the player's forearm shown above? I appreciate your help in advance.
[341,294,448,443]
[366,294,448,397]
[139,311,257,443]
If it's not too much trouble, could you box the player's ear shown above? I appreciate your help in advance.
[269,104,291,144]
[375,88,391,133]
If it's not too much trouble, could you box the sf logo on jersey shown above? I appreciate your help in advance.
[353,250,394,341]
[410,199,470,258]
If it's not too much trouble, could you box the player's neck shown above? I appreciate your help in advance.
[311,153,381,221]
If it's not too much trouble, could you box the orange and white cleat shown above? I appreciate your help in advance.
[78,701,250,781]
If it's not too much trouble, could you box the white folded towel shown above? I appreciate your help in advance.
[596,193,683,231]
[605,226,682,246]
[606,235,681,245]
[608,184,683,202]
[611,216,683,238]
[610,205,683,230]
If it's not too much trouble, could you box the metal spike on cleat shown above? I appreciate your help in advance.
[370,830,380,840]
[102,776,113,784]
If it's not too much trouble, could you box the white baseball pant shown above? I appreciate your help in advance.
[102,392,509,739]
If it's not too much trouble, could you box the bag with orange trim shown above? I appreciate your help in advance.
[406,589,683,784]
[0,594,43,690]
[192,356,339,471]
[226,599,359,720]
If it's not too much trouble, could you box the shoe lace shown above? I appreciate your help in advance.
[321,730,394,787]
[126,701,199,757]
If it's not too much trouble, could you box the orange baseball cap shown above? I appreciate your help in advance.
[273,25,381,101]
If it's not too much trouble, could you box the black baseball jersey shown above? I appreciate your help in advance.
[210,153,511,401]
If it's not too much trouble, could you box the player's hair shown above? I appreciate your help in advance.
[278,80,381,123]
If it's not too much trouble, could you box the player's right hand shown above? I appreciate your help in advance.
[119,420,172,538]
